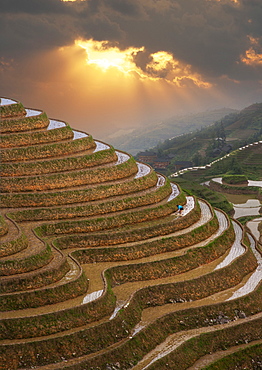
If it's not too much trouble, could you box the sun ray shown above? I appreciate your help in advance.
[75,39,211,89]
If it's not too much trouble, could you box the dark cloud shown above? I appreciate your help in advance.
[0,0,71,15]
[0,0,261,129]
[133,50,152,71]
[109,0,251,77]
[0,13,76,58]
[79,14,124,42]
[104,0,143,17]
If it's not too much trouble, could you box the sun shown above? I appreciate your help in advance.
[75,39,144,74]
[74,39,211,88]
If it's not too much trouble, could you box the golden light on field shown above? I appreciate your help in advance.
[242,49,262,66]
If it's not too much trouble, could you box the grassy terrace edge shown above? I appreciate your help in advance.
[0,155,138,192]
[1,134,95,163]
[0,111,49,132]
[0,146,117,176]
[0,170,158,208]
[0,240,259,367]
[0,123,73,149]
[8,178,172,222]
[72,203,219,263]
[0,102,26,119]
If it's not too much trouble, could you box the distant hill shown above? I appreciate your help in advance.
[136,103,262,175]
[108,108,238,155]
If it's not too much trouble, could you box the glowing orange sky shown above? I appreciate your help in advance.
[1,0,261,140]
[74,39,212,88]
[20,41,218,138]
[1,36,260,139]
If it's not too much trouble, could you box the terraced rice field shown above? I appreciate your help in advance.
[0,98,261,370]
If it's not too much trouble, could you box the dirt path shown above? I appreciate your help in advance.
[133,313,262,370]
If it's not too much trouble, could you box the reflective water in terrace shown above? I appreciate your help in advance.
[0,98,16,105]
[247,217,262,241]
[156,175,165,188]
[47,119,66,130]
[25,108,42,117]
[73,130,88,140]
[215,221,245,270]
[167,183,179,201]
[221,192,261,219]
[82,289,103,304]
[227,233,262,300]
[233,198,261,219]
[208,177,262,220]
[93,140,110,152]
[115,151,130,165]
[135,162,151,178]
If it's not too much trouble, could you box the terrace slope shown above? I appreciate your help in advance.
[0,98,261,370]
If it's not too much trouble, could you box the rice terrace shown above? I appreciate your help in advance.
[0,97,262,369]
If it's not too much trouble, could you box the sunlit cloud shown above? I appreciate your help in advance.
[146,51,211,87]
[75,39,145,74]
[76,39,211,88]
[241,36,262,66]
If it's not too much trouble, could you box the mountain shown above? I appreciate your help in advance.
[107,108,238,155]
[136,102,262,176]
[0,98,261,369]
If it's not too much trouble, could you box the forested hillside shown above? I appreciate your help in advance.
[136,103,262,175]
[108,108,237,155]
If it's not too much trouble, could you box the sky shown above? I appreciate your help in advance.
[1,0,262,139]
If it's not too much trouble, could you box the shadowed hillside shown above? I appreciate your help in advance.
[108,108,238,156]
[0,98,261,370]
[136,103,262,176]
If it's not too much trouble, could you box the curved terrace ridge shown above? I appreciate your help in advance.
[0,98,261,370]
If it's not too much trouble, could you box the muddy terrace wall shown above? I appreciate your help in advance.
[0,215,8,237]
[0,219,27,258]
[201,342,262,370]
[147,317,262,370]
[0,242,53,276]
[0,102,26,120]
[0,267,88,311]
[2,271,260,370]
[1,256,70,293]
